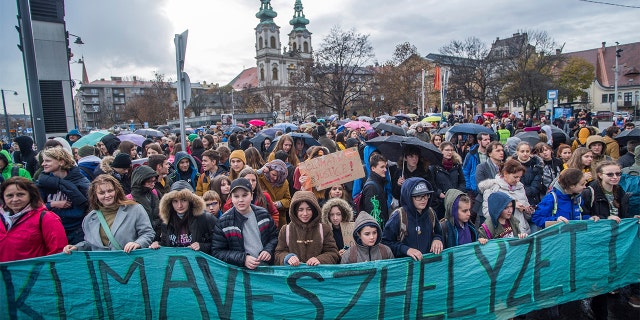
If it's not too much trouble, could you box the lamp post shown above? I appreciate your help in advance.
[613,42,623,114]
[1,89,19,139]
[371,95,384,117]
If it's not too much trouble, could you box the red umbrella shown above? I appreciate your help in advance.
[248,119,266,127]
[483,112,495,119]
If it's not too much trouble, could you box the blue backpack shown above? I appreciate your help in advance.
[619,173,640,216]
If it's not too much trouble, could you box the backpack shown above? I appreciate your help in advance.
[353,180,379,212]
[285,223,323,247]
[619,174,640,216]
[391,206,437,242]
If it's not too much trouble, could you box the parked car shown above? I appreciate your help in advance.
[595,111,613,121]
[614,111,633,122]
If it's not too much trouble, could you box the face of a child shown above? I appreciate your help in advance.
[220,180,230,195]
[457,200,471,224]
[359,226,378,247]
[329,186,343,199]
[566,177,587,195]
[560,148,572,162]
[297,202,314,224]
[500,204,514,220]
[231,189,252,213]
[230,158,244,172]
[244,173,257,191]
[179,158,190,172]
[329,207,342,226]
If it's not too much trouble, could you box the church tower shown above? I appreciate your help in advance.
[288,0,312,59]
[255,0,283,86]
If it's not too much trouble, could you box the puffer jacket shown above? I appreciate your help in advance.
[532,184,591,228]
[211,204,278,267]
[275,191,339,265]
[321,198,355,250]
[157,188,214,253]
[440,189,477,248]
[13,135,38,176]
[340,211,393,263]
[478,177,532,235]
[602,135,620,160]
[0,150,31,182]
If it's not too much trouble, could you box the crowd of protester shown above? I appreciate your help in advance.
[0,112,639,318]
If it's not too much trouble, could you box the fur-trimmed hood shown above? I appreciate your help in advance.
[321,198,353,225]
[159,188,206,224]
[99,156,115,174]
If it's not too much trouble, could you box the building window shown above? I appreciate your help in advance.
[303,42,309,53]
[624,92,632,106]
[260,68,265,81]
[292,42,297,51]
[259,37,263,49]
[609,94,615,103]
[602,94,608,103]
[270,36,276,48]
[272,67,278,80]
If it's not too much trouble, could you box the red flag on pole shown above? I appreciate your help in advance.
[433,66,441,90]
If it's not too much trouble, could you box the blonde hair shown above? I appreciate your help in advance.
[42,147,76,171]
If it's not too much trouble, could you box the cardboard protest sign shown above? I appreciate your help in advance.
[1,220,639,319]
[298,147,365,191]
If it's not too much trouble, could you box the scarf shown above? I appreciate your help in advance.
[442,157,455,171]
[98,205,119,246]
[1,205,33,231]
[265,159,288,188]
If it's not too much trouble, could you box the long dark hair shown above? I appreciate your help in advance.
[1,177,43,211]
[239,168,267,208]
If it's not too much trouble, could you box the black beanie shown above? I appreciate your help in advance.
[101,134,121,156]
[111,153,132,169]
[317,125,327,136]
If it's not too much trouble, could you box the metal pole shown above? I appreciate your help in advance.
[614,42,619,114]
[421,69,425,116]
[1,90,11,140]
[17,0,46,151]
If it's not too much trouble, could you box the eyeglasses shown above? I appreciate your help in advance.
[603,172,622,177]
[412,194,429,201]
[206,201,219,207]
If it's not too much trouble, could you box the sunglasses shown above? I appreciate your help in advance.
[603,172,622,177]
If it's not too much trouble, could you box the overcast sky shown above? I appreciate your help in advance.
[1,0,639,114]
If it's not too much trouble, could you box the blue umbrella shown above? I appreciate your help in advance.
[273,123,298,132]
[447,123,495,136]
[251,133,273,150]
[135,128,164,137]
[258,127,279,138]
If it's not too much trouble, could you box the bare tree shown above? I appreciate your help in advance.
[187,93,209,117]
[311,26,376,118]
[122,72,177,126]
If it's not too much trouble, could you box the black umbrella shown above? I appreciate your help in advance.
[250,133,273,150]
[267,132,319,153]
[615,128,640,145]
[371,122,406,136]
[134,129,164,137]
[366,135,442,166]
[515,131,540,147]
[549,125,569,147]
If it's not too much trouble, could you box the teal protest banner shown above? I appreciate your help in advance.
[1,220,639,319]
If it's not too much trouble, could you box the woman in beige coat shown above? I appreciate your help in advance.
[321,198,355,256]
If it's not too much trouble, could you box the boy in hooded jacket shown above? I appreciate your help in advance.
[0,150,31,182]
[341,211,393,263]
[168,151,200,191]
[381,177,443,260]
[478,191,528,244]
[440,189,477,248]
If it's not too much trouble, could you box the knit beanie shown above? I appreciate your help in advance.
[111,153,132,169]
[77,145,95,158]
[188,133,199,142]
[101,134,121,155]
[317,125,327,136]
[229,149,246,165]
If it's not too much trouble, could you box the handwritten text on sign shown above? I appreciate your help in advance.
[298,147,365,190]
[1,220,639,319]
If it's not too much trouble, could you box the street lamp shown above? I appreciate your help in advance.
[68,33,84,45]
[613,42,622,114]
[1,89,19,139]
[372,95,384,117]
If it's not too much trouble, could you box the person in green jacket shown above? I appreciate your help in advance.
[0,149,32,182]
[497,123,511,144]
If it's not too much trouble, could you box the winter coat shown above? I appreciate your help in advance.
[154,176,172,200]
[362,171,390,226]
[341,211,393,263]
[157,188,214,252]
[168,151,200,190]
[352,145,393,213]
[602,136,620,160]
[258,173,291,227]
[321,198,355,250]
[211,204,278,267]
[275,191,339,265]
[0,205,67,262]
[540,157,563,194]
[478,191,522,239]
[532,185,591,228]
[36,167,90,232]
[318,136,337,153]
[581,180,629,219]
[381,177,443,258]
[222,191,280,226]
[74,204,155,251]
[13,135,38,176]
[475,160,500,187]
[478,177,532,235]
[0,150,31,182]
[195,166,227,196]
[440,189,478,248]
[462,144,481,193]
[391,162,432,200]
[128,165,160,231]
[513,155,544,205]
[429,154,466,218]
